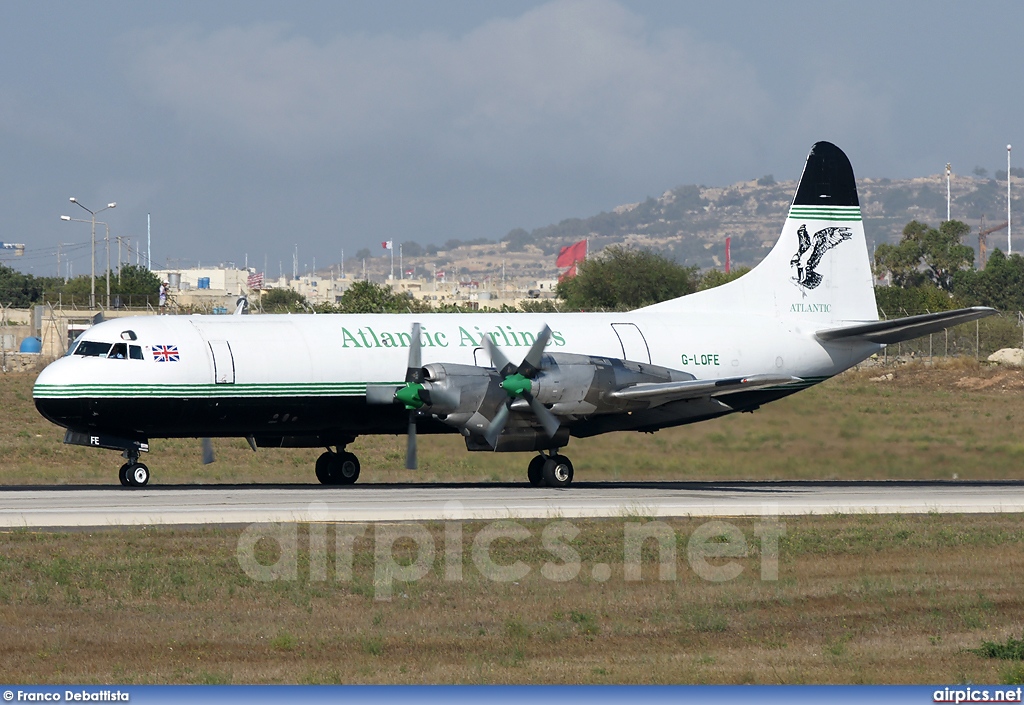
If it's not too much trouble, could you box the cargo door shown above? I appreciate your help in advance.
[208,340,235,384]
[610,323,651,363]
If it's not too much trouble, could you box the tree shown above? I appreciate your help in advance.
[259,288,308,313]
[874,219,974,291]
[401,241,424,257]
[518,299,559,313]
[697,267,751,291]
[502,228,532,252]
[953,249,1024,311]
[334,280,432,313]
[113,265,160,299]
[556,246,697,311]
[0,264,49,307]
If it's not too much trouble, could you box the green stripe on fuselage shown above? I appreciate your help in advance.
[33,381,401,399]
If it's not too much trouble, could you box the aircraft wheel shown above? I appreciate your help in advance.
[127,463,150,487]
[336,451,360,485]
[118,463,132,487]
[315,451,334,485]
[543,455,573,488]
[527,455,545,487]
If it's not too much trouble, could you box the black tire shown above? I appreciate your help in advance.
[527,455,545,486]
[543,455,573,488]
[335,451,360,485]
[118,463,131,487]
[315,452,334,485]
[127,463,150,487]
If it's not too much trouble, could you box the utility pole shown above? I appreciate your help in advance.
[1008,145,1013,254]
[946,163,951,221]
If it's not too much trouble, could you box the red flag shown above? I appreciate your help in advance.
[558,263,577,281]
[556,239,587,268]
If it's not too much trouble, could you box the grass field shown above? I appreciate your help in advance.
[3,360,1024,684]
[3,358,1024,485]
[2,515,1024,684]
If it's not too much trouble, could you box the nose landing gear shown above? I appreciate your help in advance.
[118,448,150,487]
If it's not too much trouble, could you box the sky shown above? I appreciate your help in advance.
[2,0,1023,277]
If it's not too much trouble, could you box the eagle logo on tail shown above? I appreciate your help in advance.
[790,224,852,289]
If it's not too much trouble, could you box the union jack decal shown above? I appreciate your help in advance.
[152,345,179,362]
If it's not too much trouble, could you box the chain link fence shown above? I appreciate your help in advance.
[875,308,1024,362]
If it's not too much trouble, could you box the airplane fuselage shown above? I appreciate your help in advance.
[33,310,872,445]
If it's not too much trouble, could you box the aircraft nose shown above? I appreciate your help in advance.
[33,357,82,429]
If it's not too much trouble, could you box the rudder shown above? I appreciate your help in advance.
[642,141,878,326]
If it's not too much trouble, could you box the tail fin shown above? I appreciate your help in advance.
[642,141,878,325]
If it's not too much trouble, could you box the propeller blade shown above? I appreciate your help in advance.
[406,412,418,470]
[484,401,511,449]
[201,437,215,465]
[406,322,422,383]
[519,325,551,377]
[482,333,515,376]
[523,391,561,437]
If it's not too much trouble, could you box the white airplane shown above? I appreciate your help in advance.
[33,142,993,488]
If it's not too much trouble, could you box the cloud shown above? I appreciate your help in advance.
[125,0,772,173]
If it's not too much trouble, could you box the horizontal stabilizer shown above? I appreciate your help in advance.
[609,373,800,407]
[815,307,996,344]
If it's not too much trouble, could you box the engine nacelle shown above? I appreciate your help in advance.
[413,354,695,443]
[526,353,694,418]
[417,362,504,435]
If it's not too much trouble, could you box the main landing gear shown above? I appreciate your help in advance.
[315,448,361,485]
[118,448,149,487]
[527,451,574,488]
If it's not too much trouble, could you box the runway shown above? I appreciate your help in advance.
[1,481,1024,528]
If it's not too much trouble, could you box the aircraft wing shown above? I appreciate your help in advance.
[608,374,800,407]
[814,306,996,345]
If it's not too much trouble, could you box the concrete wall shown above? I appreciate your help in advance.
[0,351,47,373]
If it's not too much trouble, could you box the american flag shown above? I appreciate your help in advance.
[153,345,179,362]
[247,271,264,290]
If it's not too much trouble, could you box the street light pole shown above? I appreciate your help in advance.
[60,214,112,308]
[65,198,116,308]
[1008,145,1013,255]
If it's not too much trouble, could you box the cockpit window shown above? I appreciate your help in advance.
[129,345,143,360]
[73,341,112,357]
[108,343,128,359]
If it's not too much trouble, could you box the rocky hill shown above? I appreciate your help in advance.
[355,172,1022,284]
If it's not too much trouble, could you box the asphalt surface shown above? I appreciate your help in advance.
[1,480,1023,527]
